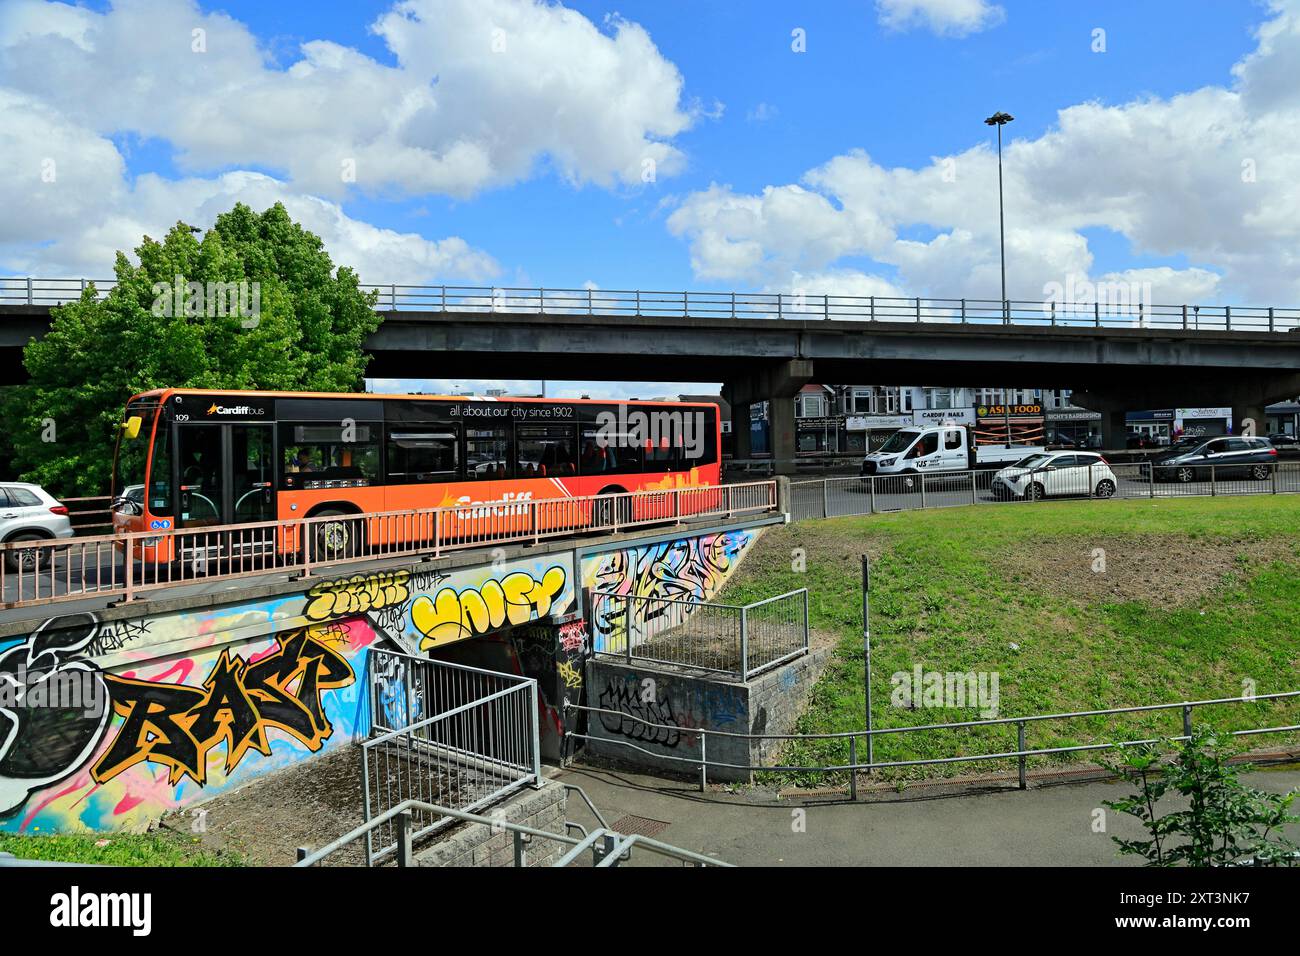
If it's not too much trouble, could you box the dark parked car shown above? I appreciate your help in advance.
[1267,432,1300,450]
[1153,434,1227,461]
[1152,435,1278,483]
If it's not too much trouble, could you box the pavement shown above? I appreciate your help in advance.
[553,761,1300,867]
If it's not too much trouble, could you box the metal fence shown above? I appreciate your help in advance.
[295,795,730,867]
[567,688,1300,797]
[0,480,777,611]
[790,461,1300,521]
[592,588,808,681]
[361,649,540,866]
[5,276,1299,333]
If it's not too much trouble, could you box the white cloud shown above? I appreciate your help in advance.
[875,0,1005,37]
[0,86,498,279]
[1,0,710,278]
[0,0,693,199]
[669,2,1300,307]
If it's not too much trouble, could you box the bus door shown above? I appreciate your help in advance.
[175,422,275,563]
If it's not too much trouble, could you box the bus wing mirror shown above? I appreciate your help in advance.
[123,416,143,440]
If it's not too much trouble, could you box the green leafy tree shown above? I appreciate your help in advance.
[1106,728,1299,866]
[3,203,380,495]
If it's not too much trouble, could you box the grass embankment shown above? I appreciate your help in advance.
[0,829,244,866]
[717,496,1300,784]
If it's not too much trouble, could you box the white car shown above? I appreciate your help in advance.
[1,482,74,571]
[991,452,1117,500]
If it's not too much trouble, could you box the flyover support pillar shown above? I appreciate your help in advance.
[723,359,814,475]
[731,400,753,460]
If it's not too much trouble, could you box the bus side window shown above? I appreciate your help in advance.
[466,427,510,481]
[387,424,458,483]
[516,424,577,478]
[279,422,380,487]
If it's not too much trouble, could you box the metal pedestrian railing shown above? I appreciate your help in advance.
[789,461,1300,521]
[0,480,777,611]
[4,276,1299,333]
[566,689,1300,798]
[592,588,809,681]
[295,798,730,867]
[361,650,540,866]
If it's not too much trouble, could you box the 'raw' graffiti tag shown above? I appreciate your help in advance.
[91,627,355,787]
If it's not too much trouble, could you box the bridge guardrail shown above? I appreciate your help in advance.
[0,480,777,612]
[565,689,1300,796]
[789,461,1300,521]
[5,276,1299,333]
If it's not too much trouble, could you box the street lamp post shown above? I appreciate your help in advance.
[984,111,1014,320]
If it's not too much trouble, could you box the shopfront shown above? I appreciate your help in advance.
[1174,407,1232,439]
[796,416,844,455]
[1045,408,1102,448]
[1125,409,1175,445]
[846,414,914,453]
[1266,402,1300,437]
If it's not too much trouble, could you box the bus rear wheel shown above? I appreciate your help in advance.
[594,487,632,527]
[310,509,365,562]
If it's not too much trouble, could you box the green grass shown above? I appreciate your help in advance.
[719,496,1300,784]
[0,829,245,866]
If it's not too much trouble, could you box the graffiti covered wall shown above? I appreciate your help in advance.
[582,528,759,653]
[0,552,576,834]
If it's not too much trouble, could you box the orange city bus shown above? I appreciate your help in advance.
[111,388,722,563]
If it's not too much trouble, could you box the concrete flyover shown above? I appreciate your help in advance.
[5,281,1300,464]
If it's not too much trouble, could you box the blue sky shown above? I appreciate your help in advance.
[3,0,1297,397]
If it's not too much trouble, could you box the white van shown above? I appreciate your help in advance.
[861,424,1043,479]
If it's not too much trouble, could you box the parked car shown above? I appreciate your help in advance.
[1152,436,1278,483]
[991,451,1117,500]
[1267,432,1300,450]
[1,482,74,571]
[1125,431,1158,449]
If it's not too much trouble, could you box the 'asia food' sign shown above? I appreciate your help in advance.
[976,403,1042,418]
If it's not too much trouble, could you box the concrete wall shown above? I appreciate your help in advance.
[0,516,778,834]
[0,552,577,835]
[415,779,567,867]
[581,647,831,783]
[580,526,762,654]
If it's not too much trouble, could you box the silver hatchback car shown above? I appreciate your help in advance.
[0,482,74,571]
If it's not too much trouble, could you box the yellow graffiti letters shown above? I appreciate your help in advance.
[305,570,410,622]
[557,659,583,689]
[411,567,568,649]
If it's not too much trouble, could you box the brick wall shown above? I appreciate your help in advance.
[414,779,569,867]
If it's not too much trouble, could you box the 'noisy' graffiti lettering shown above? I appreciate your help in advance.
[411,567,568,649]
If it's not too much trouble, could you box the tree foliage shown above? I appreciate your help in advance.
[3,203,380,495]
